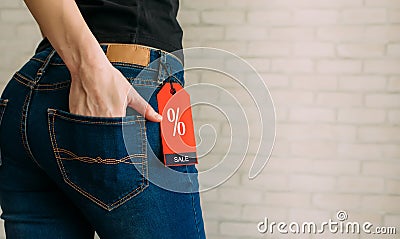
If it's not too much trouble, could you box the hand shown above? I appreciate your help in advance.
[68,62,162,122]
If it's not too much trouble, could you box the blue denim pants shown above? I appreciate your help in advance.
[0,44,206,239]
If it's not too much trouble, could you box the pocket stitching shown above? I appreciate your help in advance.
[47,108,141,125]
[47,109,149,211]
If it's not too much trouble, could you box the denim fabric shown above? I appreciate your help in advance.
[0,44,206,239]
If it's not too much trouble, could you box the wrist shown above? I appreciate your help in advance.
[59,35,111,78]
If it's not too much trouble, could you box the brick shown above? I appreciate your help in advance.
[316,92,363,107]
[365,60,400,74]
[383,215,400,228]
[263,192,311,207]
[250,0,363,9]
[241,173,289,191]
[248,11,292,26]
[278,123,356,142]
[338,75,386,91]
[361,195,400,213]
[178,10,200,25]
[387,43,400,56]
[317,26,364,42]
[381,144,400,158]
[337,176,385,193]
[274,107,289,121]
[0,0,20,8]
[365,93,400,108]
[202,41,247,55]
[337,43,385,58]
[289,107,336,122]
[220,222,259,237]
[182,0,225,10]
[245,58,270,73]
[365,26,400,42]
[293,10,338,25]
[200,189,219,202]
[262,74,290,88]
[202,202,241,220]
[388,110,400,124]
[0,24,17,39]
[271,59,314,73]
[247,41,291,57]
[388,9,400,22]
[291,75,337,90]
[203,220,219,235]
[242,205,287,221]
[225,26,267,40]
[363,160,400,177]
[184,26,224,40]
[337,143,381,159]
[337,108,386,124]
[291,141,336,158]
[201,11,245,25]
[219,187,263,204]
[294,42,335,57]
[275,158,316,174]
[388,77,400,92]
[366,0,400,7]
[289,174,336,192]
[317,60,362,74]
[312,194,361,210]
[0,9,34,23]
[16,24,41,39]
[358,126,400,142]
[386,179,400,194]
[270,90,314,106]
[344,211,383,227]
[182,40,202,48]
[340,9,387,24]
[311,159,360,175]
[288,208,331,222]
[198,170,241,188]
[270,27,315,41]
[223,0,248,9]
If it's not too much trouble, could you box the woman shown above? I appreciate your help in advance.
[0,0,206,238]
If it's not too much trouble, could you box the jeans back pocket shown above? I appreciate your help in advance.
[47,108,148,211]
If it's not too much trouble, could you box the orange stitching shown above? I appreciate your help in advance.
[51,111,140,125]
[15,72,35,83]
[55,148,145,165]
[13,77,31,88]
[31,57,45,63]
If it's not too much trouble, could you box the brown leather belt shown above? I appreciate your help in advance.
[102,43,181,67]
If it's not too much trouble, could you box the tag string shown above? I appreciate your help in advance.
[160,62,177,95]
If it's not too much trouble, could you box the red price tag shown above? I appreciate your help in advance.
[157,82,198,166]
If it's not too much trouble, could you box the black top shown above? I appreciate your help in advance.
[35,0,183,57]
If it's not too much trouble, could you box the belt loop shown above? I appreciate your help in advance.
[158,50,168,84]
[35,48,56,83]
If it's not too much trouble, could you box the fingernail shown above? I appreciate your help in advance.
[156,113,163,121]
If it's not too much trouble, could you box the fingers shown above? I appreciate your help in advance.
[127,87,162,122]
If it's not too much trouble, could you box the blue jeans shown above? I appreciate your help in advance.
[0,44,206,239]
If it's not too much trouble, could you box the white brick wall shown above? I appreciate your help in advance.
[1,1,399,239]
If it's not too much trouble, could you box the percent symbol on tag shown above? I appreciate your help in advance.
[167,107,186,136]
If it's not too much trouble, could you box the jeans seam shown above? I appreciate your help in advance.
[187,166,202,239]
[18,49,56,169]
[20,90,42,168]
[190,191,202,239]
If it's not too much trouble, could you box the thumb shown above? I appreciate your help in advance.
[126,87,162,122]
